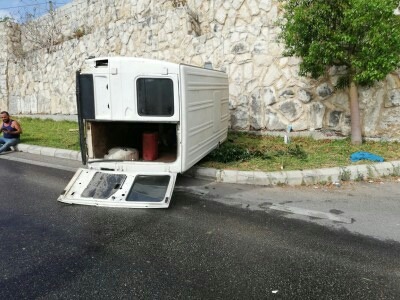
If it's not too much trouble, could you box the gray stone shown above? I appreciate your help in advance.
[317,83,333,98]
[385,89,400,107]
[215,7,227,24]
[280,89,295,98]
[329,110,342,128]
[237,95,248,106]
[263,87,276,106]
[231,106,249,130]
[309,102,325,130]
[278,100,303,122]
[232,0,245,10]
[252,39,268,54]
[328,92,349,110]
[363,89,385,136]
[250,89,263,130]
[248,0,260,16]
[231,43,247,54]
[265,109,287,130]
[263,64,282,87]
[251,91,262,112]
[259,0,272,11]
[298,89,312,103]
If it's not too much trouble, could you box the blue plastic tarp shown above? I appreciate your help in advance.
[350,151,384,163]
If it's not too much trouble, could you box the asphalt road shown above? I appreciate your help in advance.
[1,159,400,299]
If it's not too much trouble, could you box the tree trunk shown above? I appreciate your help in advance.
[349,81,362,145]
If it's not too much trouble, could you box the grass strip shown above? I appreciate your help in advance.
[15,117,400,172]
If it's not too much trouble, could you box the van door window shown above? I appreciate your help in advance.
[126,175,171,202]
[137,78,174,116]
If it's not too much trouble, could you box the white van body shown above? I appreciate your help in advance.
[58,57,229,208]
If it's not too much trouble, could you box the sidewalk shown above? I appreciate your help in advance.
[9,143,400,186]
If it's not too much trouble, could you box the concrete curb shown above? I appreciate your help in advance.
[182,163,400,186]
[17,144,82,161]
[17,143,400,186]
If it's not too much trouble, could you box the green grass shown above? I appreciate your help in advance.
[18,117,80,151]
[199,131,400,172]
[15,117,400,172]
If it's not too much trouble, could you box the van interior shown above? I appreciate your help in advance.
[86,121,178,162]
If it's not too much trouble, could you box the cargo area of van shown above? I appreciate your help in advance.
[86,121,178,162]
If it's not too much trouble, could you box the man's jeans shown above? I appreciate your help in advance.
[0,137,20,153]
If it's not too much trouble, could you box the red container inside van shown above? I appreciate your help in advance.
[142,132,158,161]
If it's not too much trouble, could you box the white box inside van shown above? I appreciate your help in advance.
[58,57,229,208]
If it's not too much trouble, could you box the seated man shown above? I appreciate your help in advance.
[0,111,22,153]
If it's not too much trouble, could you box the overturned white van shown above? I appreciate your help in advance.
[58,57,229,208]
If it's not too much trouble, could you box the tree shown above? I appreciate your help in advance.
[19,1,64,52]
[0,16,14,22]
[278,0,400,144]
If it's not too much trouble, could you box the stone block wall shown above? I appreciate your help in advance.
[0,23,7,111]
[0,21,21,111]
[1,0,400,138]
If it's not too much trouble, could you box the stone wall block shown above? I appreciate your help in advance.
[317,83,333,99]
[363,89,385,136]
[298,89,312,103]
[386,73,400,90]
[263,87,276,106]
[274,78,286,91]
[281,67,293,81]
[268,42,284,57]
[279,89,295,99]
[385,89,400,108]
[253,54,273,67]
[252,37,268,54]
[277,99,303,122]
[237,94,249,106]
[327,110,343,128]
[259,0,272,11]
[235,53,252,64]
[215,7,227,24]
[308,102,325,130]
[231,106,249,130]
[247,21,263,37]
[231,42,248,54]
[250,89,263,130]
[265,5,278,26]
[232,0,245,10]
[291,114,309,131]
[247,0,261,16]
[229,82,241,98]
[262,63,282,87]
[236,4,251,24]
[265,108,287,130]
[327,92,348,110]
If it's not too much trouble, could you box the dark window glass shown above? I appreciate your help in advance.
[78,74,95,119]
[137,78,174,116]
[126,175,170,202]
[82,172,126,199]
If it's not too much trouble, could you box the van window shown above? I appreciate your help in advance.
[137,78,174,116]
[126,175,171,202]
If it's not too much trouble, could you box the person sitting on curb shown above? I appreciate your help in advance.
[0,111,22,153]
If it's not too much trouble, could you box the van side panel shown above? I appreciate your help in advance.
[180,65,229,172]
[94,75,111,119]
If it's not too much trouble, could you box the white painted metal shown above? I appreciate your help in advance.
[58,168,177,208]
[94,75,110,119]
[85,57,181,122]
[59,57,229,208]
[180,65,229,171]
